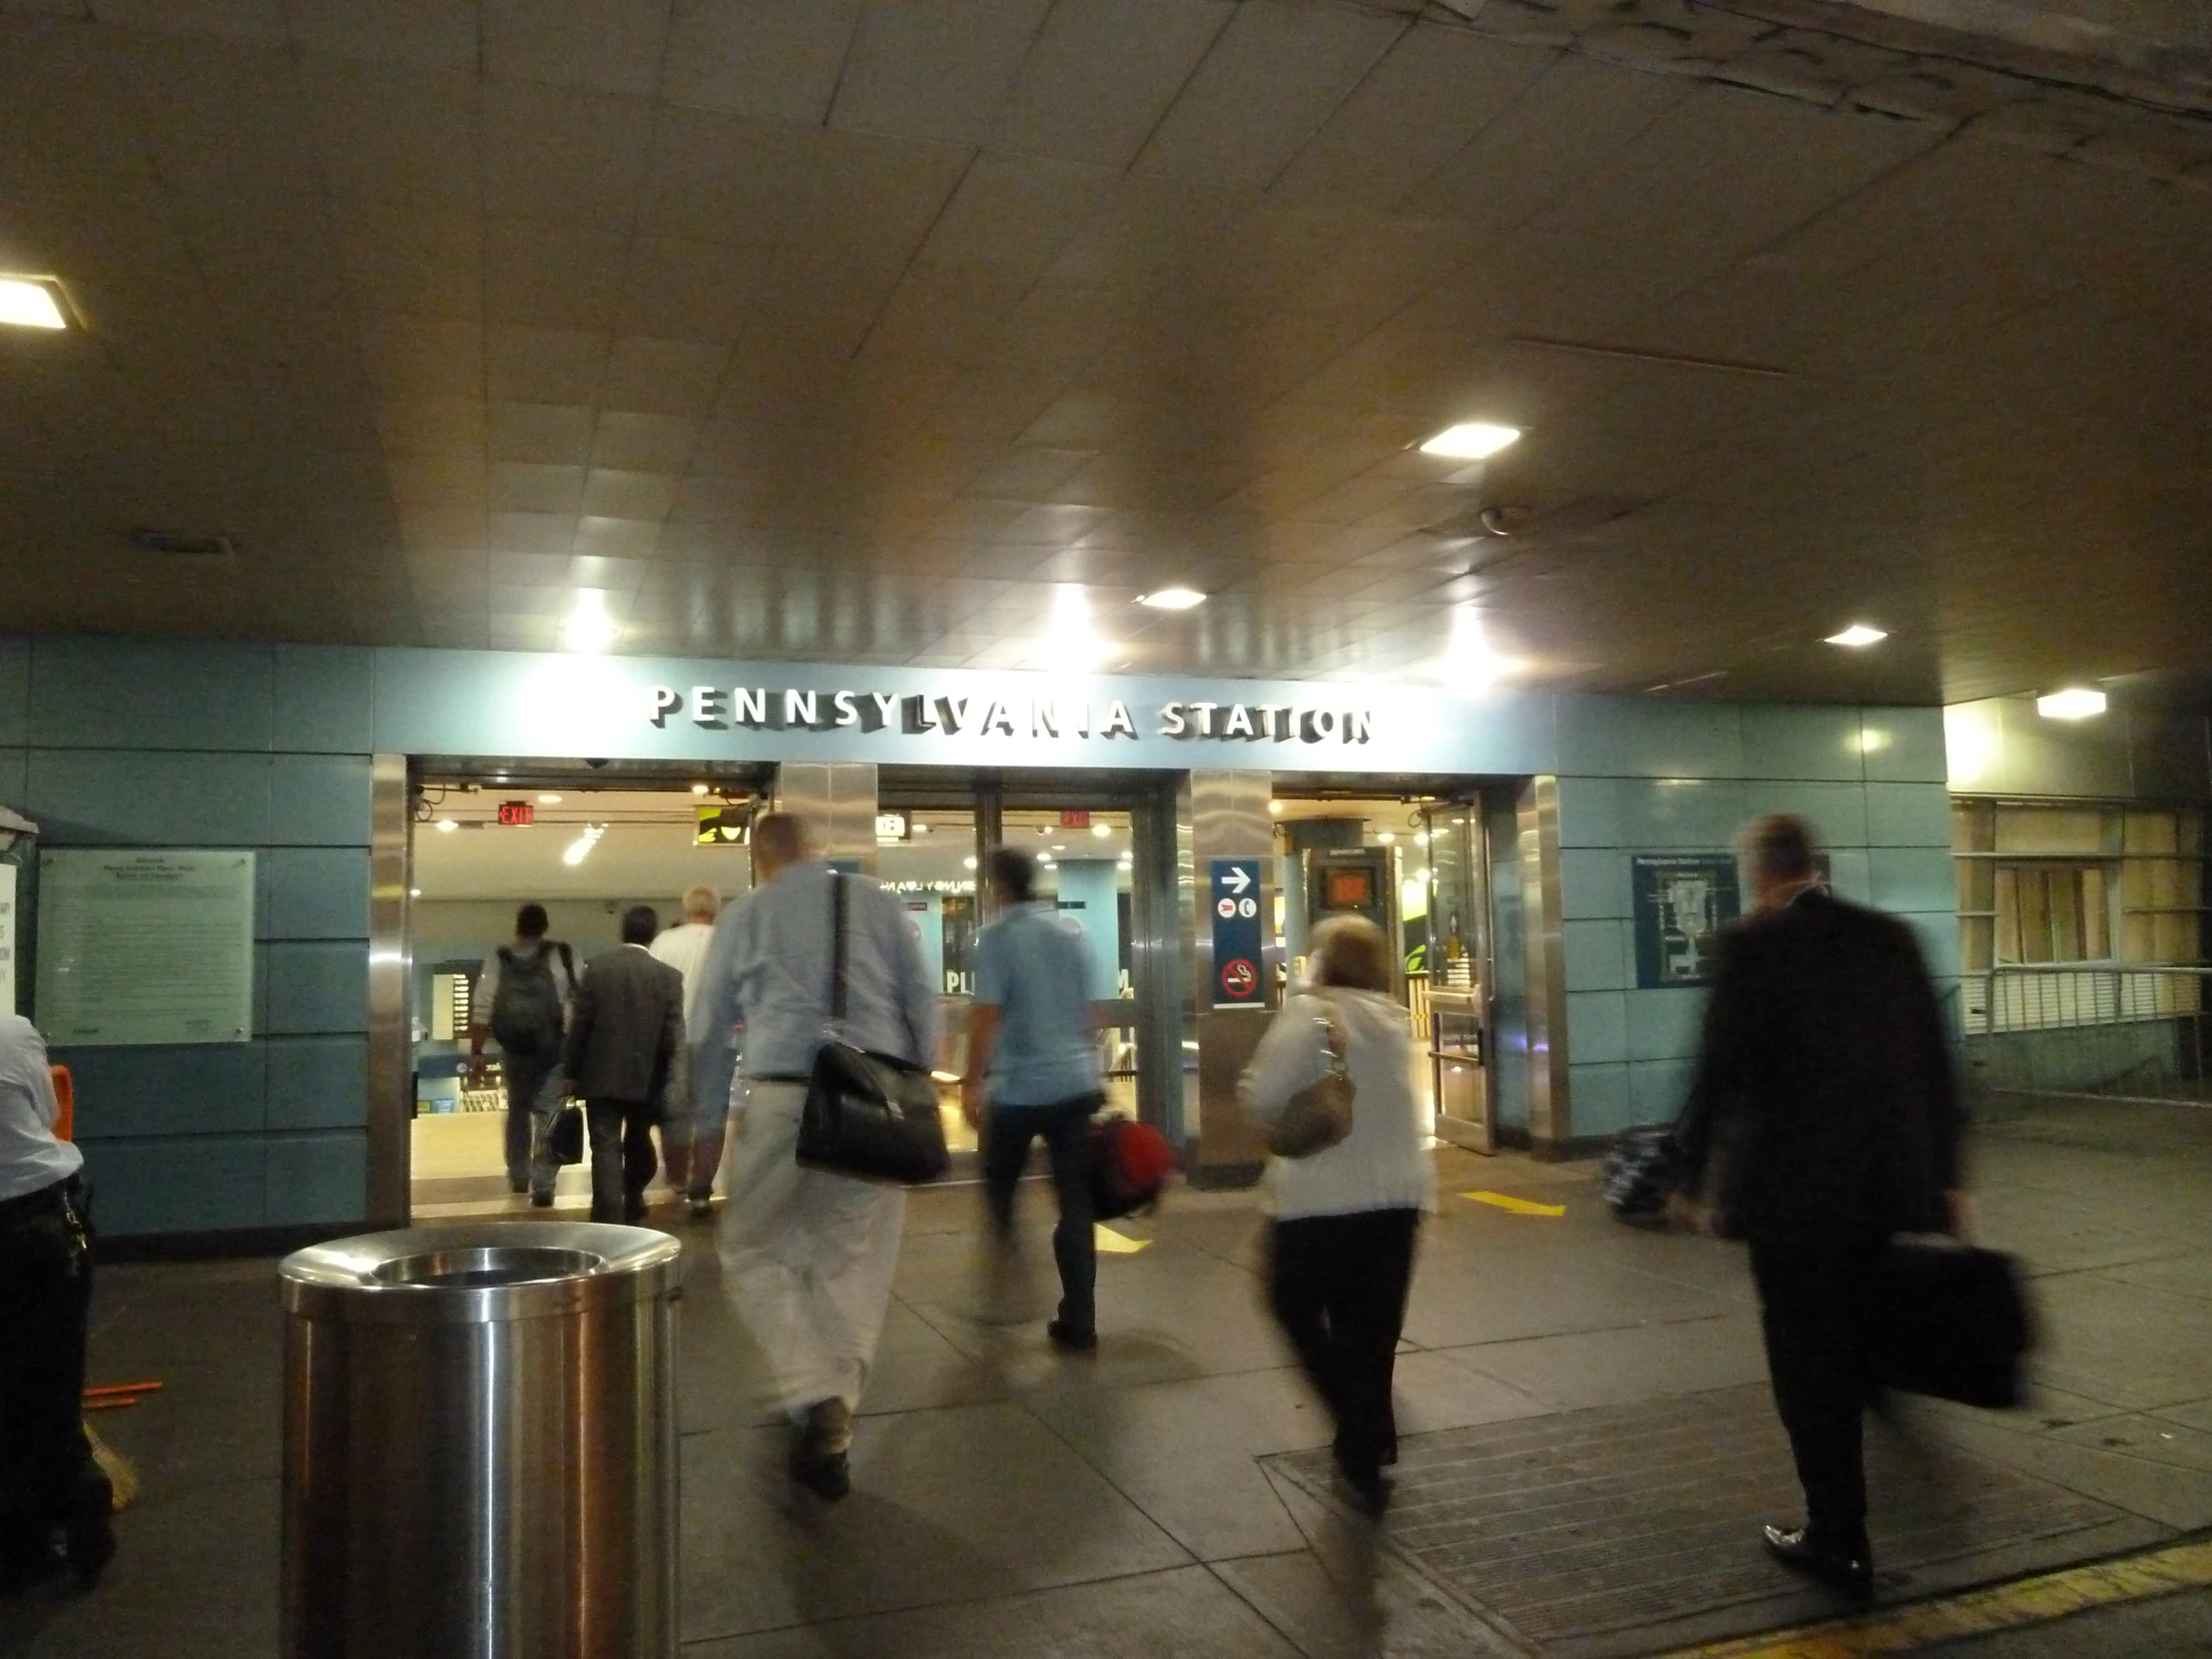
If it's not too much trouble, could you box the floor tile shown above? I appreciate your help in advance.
[1431,1315,1770,1411]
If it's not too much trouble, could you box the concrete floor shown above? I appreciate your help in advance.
[4,1094,2210,1657]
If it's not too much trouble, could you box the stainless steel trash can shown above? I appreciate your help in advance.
[278,1224,683,1659]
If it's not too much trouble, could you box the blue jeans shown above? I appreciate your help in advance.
[982,1099,1098,1334]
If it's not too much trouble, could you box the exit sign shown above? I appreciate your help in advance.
[497,801,534,826]
[1059,810,1091,829]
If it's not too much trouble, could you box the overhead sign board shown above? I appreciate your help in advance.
[1209,858,1265,1010]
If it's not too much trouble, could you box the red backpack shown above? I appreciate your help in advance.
[1088,1116,1175,1221]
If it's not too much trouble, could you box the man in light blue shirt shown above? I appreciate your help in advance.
[690,811,938,1501]
[963,845,1106,1353]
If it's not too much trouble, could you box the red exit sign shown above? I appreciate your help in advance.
[1059,810,1090,829]
[497,801,534,826]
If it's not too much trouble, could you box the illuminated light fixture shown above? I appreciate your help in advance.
[0,276,69,330]
[1091,823,1111,838]
[434,818,458,833]
[962,855,978,870]
[1268,801,1284,816]
[1418,422,1521,460]
[537,793,563,806]
[1052,842,1066,851]
[408,887,422,898]
[691,783,709,796]
[561,823,607,867]
[1825,624,1888,649]
[1377,831,1395,844]
[1415,831,1429,846]
[560,589,619,653]
[1035,851,1052,863]
[913,823,931,834]
[1137,588,1206,611]
[1025,584,1115,669]
[2036,687,2108,721]
[1432,607,1521,688]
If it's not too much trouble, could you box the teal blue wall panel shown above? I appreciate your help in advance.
[1869,847,1958,915]
[1562,919,1628,992]
[0,640,28,745]
[1560,849,1630,920]
[79,1136,265,1235]
[270,755,372,845]
[265,1131,369,1225]
[265,941,368,1036]
[1565,991,1627,1064]
[26,752,272,845]
[1555,778,1621,848]
[264,847,371,939]
[1617,780,1748,850]
[1863,709,1948,783]
[1558,699,1744,780]
[1629,1058,1695,1124]
[1569,1062,1631,1136]
[1626,988,1704,1062]
[1902,913,1963,982]
[1826,848,1873,903]
[1866,781,1953,846]
[1741,707,1866,782]
[1741,780,1869,847]
[54,1043,266,1138]
[275,646,374,754]
[0,747,24,812]
[29,640,274,752]
[267,1036,369,1129]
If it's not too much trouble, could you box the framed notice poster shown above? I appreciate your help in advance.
[35,850,257,1045]
[1631,854,1740,989]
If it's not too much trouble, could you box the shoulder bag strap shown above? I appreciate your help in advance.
[830,868,849,1026]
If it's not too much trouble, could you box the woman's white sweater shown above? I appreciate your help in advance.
[1238,988,1435,1221]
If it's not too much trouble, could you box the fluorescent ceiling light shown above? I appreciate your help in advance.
[1431,608,1521,688]
[1268,801,1284,816]
[1377,831,1395,844]
[1137,588,1206,611]
[408,887,421,898]
[537,793,562,805]
[691,783,709,796]
[561,824,607,866]
[1419,422,1521,460]
[0,277,68,330]
[434,818,458,833]
[1091,823,1111,838]
[1035,851,1052,862]
[962,855,978,870]
[2036,687,2107,721]
[1825,625,1888,649]
[560,590,618,653]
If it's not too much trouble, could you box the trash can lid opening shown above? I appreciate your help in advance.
[370,1246,606,1289]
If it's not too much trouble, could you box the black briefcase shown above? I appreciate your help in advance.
[1870,1240,2034,1408]
[794,871,950,1187]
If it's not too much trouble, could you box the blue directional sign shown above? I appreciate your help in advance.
[1209,858,1265,1009]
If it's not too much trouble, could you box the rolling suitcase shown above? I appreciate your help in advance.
[1870,1240,2034,1408]
[1600,1124,1677,1220]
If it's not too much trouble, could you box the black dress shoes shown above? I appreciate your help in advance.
[1762,1523,1874,1599]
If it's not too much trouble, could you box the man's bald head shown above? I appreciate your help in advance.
[751,811,817,881]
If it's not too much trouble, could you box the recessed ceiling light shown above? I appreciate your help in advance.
[691,783,709,796]
[1137,588,1206,611]
[1377,831,1395,844]
[1091,823,1111,838]
[408,887,422,898]
[963,855,978,870]
[1418,422,1521,460]
[1268,801,1284,816]
[537,793,562,805]
[2036,687,2108,721]
[0,276,69,330]
[560,589,618,653]
[1431,608,1521,687]
[1825,625,1888,649]
[434,819,458,833]
[1036,851,1052,863]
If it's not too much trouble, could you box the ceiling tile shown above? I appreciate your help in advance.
[92,0,283,40]
[591,411,700,471]
[486,326,611,405]
[600,336,730,417]
[660,0,864,125]
[286,0,480,69]
[484,78,656,226]
[487,511,579,554]
[484,220,628,330]
[830,0,1050,148]
[582,468,681,519]
[398,506,487,553]
[618,237,766,341]
[483,0,674,96]
[488,403,594,465]
[378,395,486,457]
[574,516,665,559]
[990,0,1234,170]
[488,551,572,586]
[334,196,482,321]
[489,461,586,515]
[304,61,479,208]
[357,314,482,400]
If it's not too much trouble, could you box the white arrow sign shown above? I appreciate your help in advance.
[1222,864,1253,895]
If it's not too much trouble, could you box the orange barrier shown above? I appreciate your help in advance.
[51,1063,73,1142]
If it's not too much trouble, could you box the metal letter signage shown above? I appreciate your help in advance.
[1209,858,1265,1010]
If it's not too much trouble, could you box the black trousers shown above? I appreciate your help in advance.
[0,1177,106,1570]
[982,1100,1097,1333]
[1268,1208,1420,1480]
[585,1099,658,1223]
[1749,1236,1882,1553]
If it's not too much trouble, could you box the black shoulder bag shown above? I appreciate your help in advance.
[797,871,951,1185]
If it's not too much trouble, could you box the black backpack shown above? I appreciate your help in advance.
[489,942,571,1055]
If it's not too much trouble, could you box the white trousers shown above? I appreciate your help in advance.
[717,1080,906,1419]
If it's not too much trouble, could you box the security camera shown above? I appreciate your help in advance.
[584,758,610,770]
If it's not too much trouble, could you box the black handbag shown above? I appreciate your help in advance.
[1870,1239,2035,1408]
[797,871,950,1186]
[542,1101,585,1167]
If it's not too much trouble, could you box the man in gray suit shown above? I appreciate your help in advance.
[563,905,689,1224]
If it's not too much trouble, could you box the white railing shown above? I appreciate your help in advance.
[1966,963,2211,1102]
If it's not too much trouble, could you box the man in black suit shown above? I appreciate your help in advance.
[563,905,689,1224]
[1674,815,1965,1598]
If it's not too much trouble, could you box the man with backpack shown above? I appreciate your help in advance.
[468,902,578,1196]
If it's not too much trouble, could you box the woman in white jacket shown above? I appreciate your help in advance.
[1240,915,1434,1514]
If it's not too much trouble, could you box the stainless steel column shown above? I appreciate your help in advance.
[1187,771,1276,1184]
[1128,780,1184,1143]
[280,1225,683,1659]
[774,763,878,872]
[1516,776,1573,1155]
[365,754,413,1229]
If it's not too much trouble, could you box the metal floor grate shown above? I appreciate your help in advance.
[1267,1384,2127,1652]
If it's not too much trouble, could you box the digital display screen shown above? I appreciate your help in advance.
[1326,871,1372,907]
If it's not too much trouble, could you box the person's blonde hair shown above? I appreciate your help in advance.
[681,884,721,922]
[1308,914,1390,992]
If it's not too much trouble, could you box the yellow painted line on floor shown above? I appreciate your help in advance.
[1656,1536,2212,1658]
[1464,1191,1566,1217]
[1094,1225,1150,1254]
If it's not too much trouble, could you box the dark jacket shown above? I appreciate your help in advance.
[1675,887,1962,1245]
[562,946,688,1111]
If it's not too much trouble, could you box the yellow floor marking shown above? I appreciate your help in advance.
[1464,1191,1566,1217]
[1656,1536,2212,1658]
[1094,1225,1150,1254]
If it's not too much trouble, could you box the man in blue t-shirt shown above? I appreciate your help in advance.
[963,845,1107,1352]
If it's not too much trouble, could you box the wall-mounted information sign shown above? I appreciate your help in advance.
[1630,854,1740,988]
[35,850,257,1045]
[1209,858,1264,1009]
